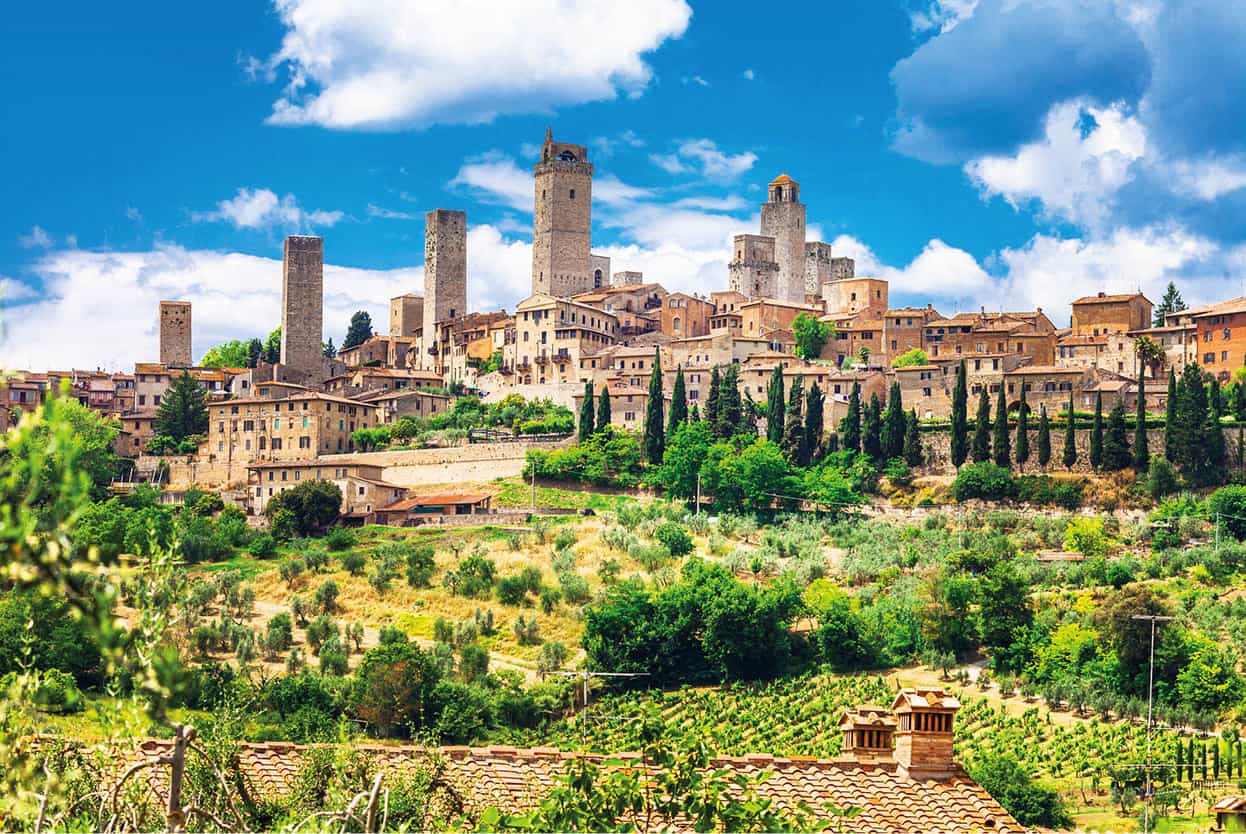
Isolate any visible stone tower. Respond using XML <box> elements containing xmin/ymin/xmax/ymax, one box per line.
<box><xmin>759</xmin><ymin>173</ymin><xmax>806</xmax><ymax>304</ymax></box>
<box><xmin>728</xmin><ymin>234</ymin><xmax>779</xmax><ymax>298</ymax></box>
<box><xmin>280</xmin><ymin>235</ymin><xmax>324</xmax><ymax>378</ymax></box>
<box><xmin>531</xmin><ymin>128</ymin><xmax>593</xmax><ymax>297</ymax></box>
<box><xmin>390</xmin><ymin>294</ymin><xmax>423</xmax><ymax>338</ymax></box>
<box><xmin>424</xmin><ymin>209</ymin><xmax>467</xmax><ymax>328</ymax></box>
<box><xmin>158</xmin><ymin>300</ymin><xmax>193</xmax><ymax>367</ymax></box>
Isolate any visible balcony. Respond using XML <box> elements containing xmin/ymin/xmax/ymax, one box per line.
<box><xmin>534</xmin><ymin>353</ymin><xmax>549</xmax><ymax>365</ymax></box>
<box><xmin>555</xmin><ymin>349</ymin><xmax>571</xmax><ymax>362</ymax></box>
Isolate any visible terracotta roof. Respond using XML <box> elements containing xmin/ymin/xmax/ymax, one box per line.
<box><xmin>769</xmin><ymin>173</ymin><xmax>795</xmax><ymax>185</ymax></box>
<box><xmin>1072</xmin><ymin>292</ymin><xmax>1149</xmax><ymax>305</ymax></box>
<box><xmin>379</xmin><ymin>493</ymin><xmax>492</xmax><ymax>511</ymax></box>
<box><xmin>209</xmin><ymin>391</ymin><xmax>376</xmax><ymax>409</ymax></box>
<box><xmin>83</xmin><ymin>740</ymin><xmax>1020</xmax><ymax>834</ymax></box>
<box><xmin>1057</xmin><ymin>334</ymin><xmax>1108</xmax><ymax>345</ymax></box>
<box><xmin>1213</xmin><ymin>795</ymin><xmax>1246</xmax><ymax>812</ymax></box>
<box><xmin>1005</xmin><ymin>365</ymin><xmax>1083</xmax><ymax>375</ymax></box>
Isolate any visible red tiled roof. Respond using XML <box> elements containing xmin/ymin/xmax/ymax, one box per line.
<box><xmin>1072</xmin><ymin>292</ymin><xmax>1148</xmax><ymax>305</ymax></box>
<box><xmin>379</xmin><ymin>493</ymin><xmax>492</xmax><ymax>511</ymax></box>
<box><xmin>79</xmin><ymin>740</ymin><xmax>1020</xmax><ymax>834</ymax></box>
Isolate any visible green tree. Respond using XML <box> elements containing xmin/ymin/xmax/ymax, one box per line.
<box><xmin>265</xmin><ymin>480</ymin><xmax>343</xmax><ymax>537</ymax></box>
<box><xmin>263</xmin><ymin>326</ymin><xmax>282</xmax><ymax>364</ymax></box>
<box><xmin>972</xmin><ymin>388</ymin><xmax>991</xmax><ymax>463</ymax></box>
<box><xmin>668</xmin><ymin>366</ymin><xmax>688</xmax><ymax>432</ymax></box>
<box><xmin>978</xmin><ymin>561</ymin><xmax>1034</xmax><ymax>675</ymax></box>
<box><xmin>1134</xmin><ymin>374</ymin><xmax>1150</xmax><ymax>471</ymax></box>
<box><xmin>1164</xmin><ymin>368</ymin><xmax>1177</xmax><ymax>461</ymax></box>
<box><xmin>1153</xmin><ymin>281</ymin><xmax>1185</xmax><ymax>327</ymax></box>
<box><xmin>764</xmin><ymin>365</ymin><xmax>785</xmax><ymax>444</ymax></box>
<box><xmin>705</xmin><ymin>367</ymin><xmax>721</xmax><ymax>428</ymax></box>
<box><xmin>1036</xmin><ymin>404</ymin><xmax>1051</xmax><ymax>470</ymax></box>
<box><xmin>971</xmin><ymin>755</ymin><xmax>1072</xmax><ymax>829</ymax></box>
<box><xmin>804</xmin><ymin>383</ymin><xmax>825</xmax><ymax>464</ymax></box>
<box><xmin>342</xmin><ymin>310</ymin><xmax>374</xmax><ymax>350</ymax></box>
<box><xmin>1089</xmin><ymin>392</ymin><xmax>1104</xmax><ymax>469</ymax></box>
<box><xmin>781</xmin><ymin>377</ymin><xmax>806</xmax><ymax>464</ymax></box>
<box><xmin>792</xmin><ymin>313</ymin><xmax>832</xmax><ymax>360</ymax></box>
<box><xmin>840</xmin><ymin>382</ymin><xmax>861</xmax><ymax>453</ymax></box>
<box><xmin>596</xmin><ymin>384</ymin><xmax>612</xmax><ymax>429</ymax></box>
<box><xmin>656</xmin><ymin>420</ymin><xmax>713</xmax><ymax>501</ymax></box>
<box><xmin>198</xmin><ymin>339</ymin><xmax>251</xmax><ymax>368</ymax></box>
<box><xmin>322</xmin><ymin>337</ymin><xmax>336</xmax><ymax>358</ymax></box>
<box><xmin>992</xmin><ymin>385</ymin><xmax>1010</xmax><ymax>467</ymax></box>
<box><xmin>1177</xmin><ymin>638</ymin><xmax>1245</xmax><ymax>715</ymax></box>
<box><xmin>951</xmin><ymin>360</ymin><xmax>969</xmax><ymax>468</ymax></box>
<box><xmin>1102</xmin><ymin>398</ymin><xmax>1131</xmax><ymax>471</ymax></box>
<box><xmin>4</xmin><ymin>395</ymin><xmax>118</xmax><ymax>501</ymax></box>
<box><xmin>350</xmin><ymin>641</ymin><xmax>442</xmax><ymax>737</ymax></box>
<box><xmin>154</xmin><ymin>371</ymin><xmax>209</xmax><ymax>442</ymax></box>
<box><xmin>1234</xmin><ymin>379</ymin><xmax>1246</xmax><ymax>422</ymax></box>
<box><xmin>881</xmin><ymin>381</ymin><xmax>905</xmax><ymax>461</ymax></box>
<box><xmin>862</xmin><ymin>393</ymin><xmax>883</xmax><ymax>462</ymax></box>
<box><xmin>891</xmin><ymin>348</ymin><xmax>929</xmax><ymax>368</ymax></box>
<box><xmin>246</xmin><ymin>337</ymin><xmax>264</xmax><ymax>368</ymax></box>
<box><xmin>643</xmin><ymin>349</ymin><xmax>665</xmax><ymax>465</ymax></box>
<box><xmin>903</xmin><ymin>409</ymin><xmax>923</xmax><ymax>468</ymax></box>
<box><xmin>1014</xmin><ymin>385</ymin><xmax>1030</xmax><ymax>469</ymax></box>
<box><xmin>1063</xmin><ymin>393</ymin><xmax>1078</xmax><ymax>469</ymax></box>
<box><xmin>578</xmin><ymin>381</ymin><xmax>595</xmax><ymax>442</ymax></box>
<box><xmin>715</xmin><ymin>364</ymin><xmax>743</xmax><ymax>439</ymax></box>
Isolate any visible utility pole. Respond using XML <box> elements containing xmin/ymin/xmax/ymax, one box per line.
<box><xmin>695</xmin><ymin>472</ymin><xmax>702</xmax><ymax>516</ymax></box>
<box><xmin>530</xmin><ymin>462</ymin><xmax>537</xmax><ymax>513</ymax></box>
<box><xmin>550</xmin><ymin>670</ymin><xmax>649</xmax><ymax>749</ymax></box>
<box><xmin>1132</xmin><ymin>613</ymin><xmax>1175</xmax><ymax>834</ymax></box>
<box><xmin>1216</xmin><ymin>512</ymin><xmax>1220</xmax><ymax>555</ymax></box>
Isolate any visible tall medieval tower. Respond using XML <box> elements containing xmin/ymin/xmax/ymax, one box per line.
<box><xmin>424</xmin><ymin>209</ymin><xmax>467</xmax><ymax>326</ymax></box>
<box><xmin>280</xmin><ymin>235</ymin><xmax>324</xmax><ymax>378</ymax></box>
<box><xmin>158</xmin><ymin>300</ymin><xmax>192</xmax><ymax>367</ymax></box>
<box><xmin>531</xmin><ymin>129</ymin><xmax>593</xmax><ymax>297</ymax></box>
<box><xmin>759</xmin><ymin>174</ymin><xmax>807</xmax><ymax>304</ymax></box>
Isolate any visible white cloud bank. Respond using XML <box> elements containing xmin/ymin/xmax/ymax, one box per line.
<box><xmin>193</xmin><ymin>187</ymin><xmax>344</xmax><ymax>230</ymax></box>
<box><xmin>257</xmin><ymin>0</ymin><xmax>692</xmax><ymax>129</ymax></box>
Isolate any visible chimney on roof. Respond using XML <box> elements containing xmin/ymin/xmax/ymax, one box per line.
<box><xmin>838</xmin><ymin>706</ymin><xmax>896</xmax><ymax>766</ymax></box>
<box><xmin>1098</xmin><ymin>291</ymin><xmax>1106</xmax><ymax>297</ymax></box>
<box><xmin>892</xmin><ymin>688</ymin><xmax>961</xmax><ymax>781</ymax></box>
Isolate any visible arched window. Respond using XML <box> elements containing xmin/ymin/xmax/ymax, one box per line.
<box><xmin>558</xmin><ymin>150</ymin><xmax>577</xmax><ymax>162</ymax></box>
<box><xmin>673</xmin><ymin>316</ymin><xmax>682</xmax><ymax>332</ymax></box>
<box><xmin>594</xmin><ymin>269</ymin><xmax>603</xmax><ymax>287</ymax></box>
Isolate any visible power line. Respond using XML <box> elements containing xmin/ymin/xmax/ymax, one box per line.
<box><xmin>549</xmin><ymin>670</ymin><xmax>649</xmax><ymax>750</ymax></box>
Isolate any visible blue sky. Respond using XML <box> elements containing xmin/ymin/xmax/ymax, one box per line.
<box><xmin>3</xmin><ymin>0</ymin><xmax>1246</xmax><ymax>369</ymax></box>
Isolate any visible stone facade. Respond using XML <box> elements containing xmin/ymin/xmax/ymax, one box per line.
<box><xmin>824</xmin><ymin>277</ymin><xmax>888</xmax><ymax>318</ymax></box>
<box><xmin>612</xmin><ymin>270</ymin><xmax>643</xmax><ymax>287</ymax></box>
<box><xmin>728</xmin><ymin>234</ymin><xmax>780</xmax><ymax>298</ymax></box>
<box><xmin>505</xmin><ymin>293</ymin><xmax>618</xmax><ymax>385</ymax></box>
<box><xmin>804</xmin><ymin>242</ymin><xmax>835</xmax><ymax>298</ymax></box>
<box><xmin>661</xmin><ymin>292</ymin><xmax>714</xmax><ymax>339</ymax></box>
<box><xmin>390</xmin><ymin>294</ymin><xmax>423</xmax><ymax>338</ymax></box>
<box><xmin>423</xmin><ymin>209</ymin><xmax>467</xmax><ymax>334</ymax></box>
<box><xmin>1071</xmin><ymin>292</ymin><xmax>1152</xmax><ymax>336</ymax></box>
<box><xmin>759</xmin><ymin>174</ymin><xmax>807</xmax><ymax>303</ymax></box>
<box><xmin>531</xmin><ymin>130</ymin><xmax>593</xmax><ymax>297</ymax></box>
<box><xmin>158</xmin><ymin>301</ymin><xmax>192</xmax><ymax>367</ymax></box>
<box><xmin>280</xmin><ymin>236</ymin><xmax>324</xmax><ymax>378</ymax></box>
<box><xmin>590</xmin><ymin>254</ymin><xmax>611</xmax><ymax>289</ymax></box>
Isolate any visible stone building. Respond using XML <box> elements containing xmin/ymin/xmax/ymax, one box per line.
<box><xmin>531</xmin><ymin>129</ymin><xmax>593</xmax><ymax>297</ymax></box>
<box><xmin>1185</xmin><ymin>298</ymin><xmax>1246</xmax><ymax>383</ymax></box>
<box><xmin>740</xmin><ymin>298</ymin><xmax>822</xmax><ymax>341</ymax></box>
<box><xmin>246</xmin><ymin>460</ymin><xmax>406</xmax><ymax>520</ymax></box>
<box><xmin>826</xmin><ymin>315</ymin><xmax>884</xmax><ymax>367</ymax></box>
<box><xmin>922</xmin><ymin>309</ymin><xmax>1056</xmax><ymax>365</ymax></box>
<box><xmin>338</xmin><ymin>335</ymin><xmax>394</xmax><ymax>368</ymax></box>
<box><xmin>355</xmin><ymin>388</ymin><xmax>451</xmax><ymax>424</ymax></box>
<box><xmin>823</xmin><ymin>276</ymin><xmax>888</xmax><ymax>318</ymax></box>
<box><xmin>1070</xmin><ymin>291</ymin><xmax>1152</xmax><ymax>336</ymax></box>
<box><xmin>423</xmin><ymin>209</ymin><xmax>467</xmax><ymax>343</ymax></box>
<box><xmin>612</xmin><ymin>270</ymin><xmax>643</xmax><ymax>287</ymax></box>
<box><xmin>661</xmin><ymin>292</ymin><xmax>714</xmax><ymax>339</ymax></box>
<box><xmin>280</xmin><ymin>235</ymin><xmax>324</xmax><ymax>378</ymax></box>
<box><xmin>882</xmin><ymin>305</ymin><xmax>942</xmax><ymax>363</ymax></box>
<box><xmin>759</xmin><ymin>174</ymin><xmax>807</xmax><ymax>303</ymax></box>
<box><xmin>728</xmin><ymin>234</ymin><xmax>780</xmax><ymax>298</ymax></box>
<box><xmin>158</xmin><ymin>301</ymin><xmax>192</xmax><ymax>367</ymax></box>
<box><xmin>590</xmin><ymin>254</ymin><xmax>611</xmax><ymax>290</ymax></box>
<box><xmin>504</xmin><ymin>293</ymin><xmax>618</xmax><ymax>385</ymax></box>
<box><xmin>389</xmin><ymin>294</ymin><xmax>423</xmax><ymax>338</ymax></box>
<box><xmin>803</xmin><ymin>242</ymin><xmax>835</xmax><ymax>299</ymax></box>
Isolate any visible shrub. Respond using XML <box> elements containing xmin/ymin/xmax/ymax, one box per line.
<box><xmin>631</xmin><ymin>543</ymin><xmax>672</xmax><ymax>572</ymax></box>
<box><xmin>458</xmin><ymin>644</ymin><xmax>490</xmax><ymax>684</ymax></box>
<box><xmin>1147</xmin><ymin>455</ymin><xmax>1181</xmax><ymax>500</ymax></box>
<box><xmin>304</xmin><ymin>549</ymin><xmax>329</xmax><ymax>573</ymax></box>
<box><xmin>537</xmin><ymin>642</ymin><xmax>568</xmax><ymax>675</ymax></box>
<box><xmin>1014</xmin><ymin>475</ymin><xmax>1083</xmax><ymax>509</ymax></box>
<box><xmin>319</xmin><ymin>645</ymin><xmax>349</xmax><ymax>676</ymax></box>
<box><xmin>266</xmin><ymin>613</ymin><xmax>294</xmax><ymax>653</ymax></box>
<box><xmin>341</xmin><ymin>551</ymin><xmax>367</xmax><ymax>576</ymax></box>
<box><xmin>553</xmin><ymin>527</ymin><xmax>577</xmax><ymax>552</ymax></box>
<box><xmin>324</xmin><ymin>526</ymin><xmax>358</xmax><ymax>551</ymax></box>
<box><xmin>558</xmin><ymin>571</ymin><xmax>591</xmax><ymax>604</ymax></box>
<box><xmin>314</xmin><ymin>579</ymin><xmax>340</xmax><ymax>614</ymax></box>
<box><xmin>496</xmin><ymin>575</ymin><xmax>532</xmax><ymax>606</ymax></box>
<box><xmin>279</xmin><ymin>559</ymin><xmax>305</xmax><ymax>587</ymax></box>
<box><xmin>653</xmin><ymin>522</ymin><xmax>694</xmax><ymax>557</ymax></box>
<box><xmin>455</xmin><ymin>556</ymin><xmax>496</xmax><ymax>599</ymax></box>
<box><xmin>378</xmin><ymin>625</ymin><xmax>407</xmax><ymax>645</ymax></box>
<box><xmin>29</xmin><ymin>669</ymin><xmax>84</xmax><ymax>714</ymax></box>
<box><xmin>250</xmin><ymin>534</ymin><xmax>277</xmax><ymax>558</ymax></box>
<box><xmin>513</xmin><ymin>614</ymin><xmax>541</xmax><ymax>645</ymax></box>
<box><xmin>400</xmin><ymin>544</ymin><xmax>436</xmax><ymax>588</ymax></box>
<box><xmin>970</xmin><ymin>755</ymin><xmax>1071</xmax><ymax>829</ymax></box>
<box><xmin>368</xmin><ymin>565</ymin><xmax>394</xmax><ymax>594</ymax></box>
<box><xmin>1207</xmin><ymin>485</ymin><xmax>1246</xmax><ymax>539</ymax></box>
<box><xmin>1064</xmin><ymin>517</ymin><xmax>1112</xmax><ymax>557</ymax></box>
<box><xmin>539</xmin><ymin>586</ymin><xmax>561</xmax><ymax>613</ymax></box>
<box><xmin>305</xmin><ymin>615</ymin><xmax>338</xmax><ymax>654</ymax></box>
<box><xmin>952</xmin><ymin>462</ymin><xmax>1015</xmax><ymax>502</ymax></box>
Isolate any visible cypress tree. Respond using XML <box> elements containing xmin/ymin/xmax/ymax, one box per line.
<box><xmin>863</xmin><ymin>393</ymin><xmax>883</xmax><ymax>462</ymax></box>
<box><xmin>882</xmin><ymin>381</ymin><xmax>905</xmax><ymax>461</ymax></box>
<box><xmin>716</xmin><ymin>364</ymin><xmax>743</xmax><ymax>439</ymax></box>
<box><xmin>1176</xmin><ymin>739</ymin><xmax>1184</xmax><ymax>784</ymax></box>
<box><xmin>578</xmin><ymin>381</ymin><xmax>595</xmax><ymax>441</ymax></box>
<box><xmin>804</xmin><ymin>383</ymin><xmax>825</xmax><ymax>464</ymax></box>
<box><xmin>1089</xmin><ymin>391</ymin><xmax>1104</xmax><ymax>469</ymax></box>
<box><xmin>668</xmin><ymin>366</ymin><xmax>688</xmax><ymax>432</ymax></box>
<box><xmin>950</xmin><ymin>360</ymin><xmax>969</xmax><ymax>468</ymax></box>
<box><xmin>705</xmin><ymin>367</ymin><xmax>721</xmax><ymax>428</ymax></box>
<box><xmin>1102</xmin><ymin>398</ymin><xmax>1131</xmax><ymax>471</ymax></box>
<box><xmin>596</xmin><ymin>384</ymin><xmax>611</xmax><ymax>429</ymax></box>
<box><xmin>1234</xmin><ymin>380</ymin><xmax>1246</xmax><ymax>422</ymax></box>
<box><xmin>782</xmin><ymin>376</ymin><xmax>806</xmax><ymax>464</ymax></box>
<box><xmin>1164</xmin><ymin>368</ymin><xmax>1177</xmax><ymax>461</ymax></box>
<box><xmin>903</xmin><ymin>408</ymin><xmax>923</xmax><ymax>468</ymax></box>
<box><xmin>738</xmin><ymin>389</ymin><xmax>759</xmax><ymax>439</ymax></box>
<box><xmin>1210</xmin><ymin>378</ymin><xmax>1224</xmax><ymax>419</ymax></box>
<box><xmin>972</xmin><ymin>388</ymin><xmax>991</xmax><ymax>463</ymax></box>
<box><xmin>765</xmin><ymin>365</ymin><xmax>785</xmax><ymax>444</ymax></box>
<box><xmin>1133</xmin><ymin>374</ymin><xmax>1149</xmax><ymax>471</ymax></box>
<box><xmin>689</xmin><ymin>403</ymin><xmax>700</xmax><ymax>423</ymax></box>
<box><xmin>1204</xmin><ymin>407</ymin><xmax>1226</xmax><ymax>486</ymax></box>
<box><xmin>643</xmin><ymin>349</ymin><xmax>665</xmax><ymax>465</ymax></box>
<box><xmin>1036</xmin><ymin>404</ymin><xmax>1051</xmax><ymax>470</ymax></box>
<box><xmin>1015</xmin><ymin>384</ymin><xmax>1030</xmax><ymax>469</ymax></box>
<box><xmin>992</xmin><ymin>384</ymin><xmax>1010</xmax><ymax>467</ymax></box>
<box><xmin>1063</xmin><ymin>392</ymin><xmax>1078</xmax><ymax>469</ymax></box>
<box><xmin>841</xmin><ymin>382</ymin><xmax>862</xmax><ymax>452</ymax></box>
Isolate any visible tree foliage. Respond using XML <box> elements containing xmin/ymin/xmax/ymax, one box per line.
<box><xmin>791</xmin><ymin>313</ymin><xmax>832</xmax><ymax>360</ymax></box>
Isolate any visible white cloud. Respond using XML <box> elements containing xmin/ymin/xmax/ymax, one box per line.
<box><xmin>594</xmin><ymin>175</ymin><xmax>654</xmax><ymax>207</ymax></box>
<box><xmin>965</xmin><ymin>100</ymin><xmax>1147</xmax><ymax>229</ymax></box>
<box><xmin>1168</xmin><ymin>155</ymin><xmax>1246</xmax><ymax>201</ymax></box>
<box><xmin>367</xmin><ymin>204</ymin><xmax>419</xmax><ymax>221</ymax></box>
<box><xmin>193</xmin><ymin>188</ymin><xmax>344</xmax><ymax>230</ymax></box>
<box><xmin>681</xmin><ymin>75</ymin><xmax>709</xmax><ymax>87</ymax></box>
<box><xmin>831</xmin><ymin>235</ymin><xmax>991</xmax><ymax>302</ymax></box>
<box><xmin>18</xmin><ymin>226</ymin><xmax>53</xmax><ymax>249</ymax></box>
<box><xmin>0</xmin><ymin>278</ymin><xmax>38</xmax><ymax>303</ymax></box>
<box><xmin>125</xmin><ymin>206</ymin><xmax>143</xmax><ymax>223</ymax></box>
<box><xmin>910</xmin><ymin>0</ymin><xmax>979</xmax><ymax>33</ymax></box>
<box><xmin>592</xmin><ymin>130</ymin><xmax>645</xmax><ymax>157</ymax></box>
<box><xmin>741</xmin><ymin>68</ymin><xmax>755</xmax><ymax>81</ymax></box>
<box><xmin>650</xmin><ymin>139</ymin><xmax>758</xmax><ymax>182</ymax></box>
<box><xmin>450</xmin><ymin>155</ymin><xmax>532</xmax><ymax>212</ymax></box>
<box><xmin>259</xmin><ymin>0</ymin><xmax>691</xmax><ymax>130</ymax></box>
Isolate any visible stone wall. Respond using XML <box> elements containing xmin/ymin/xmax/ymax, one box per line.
<box><xmin>531</xmin><ymin>144</ymin><xmax>593</xmax><ymax>297</ymax></box>
<box><xmin>917</xmin><ymin>426</ymin><xmax>1246</xmax><ymax>475</ymax></box>
<box><xmin>424</xmin><ymin>209</ymin><xmax>467</xmax><ymax>327</ymax></box>
<box><xmin>759</xmin><ymin>195</ymin><xmax>806</xmax><ymax>304</ymax></box>
<box><xmin>280</xmin><ymin>236</ymin><xmax>324</xmax><ymax>377</ymax></box>
<box><xmin>158</xmin><ymin>301</ymin><xmax>192</xmax><ymax>367</ymax></box>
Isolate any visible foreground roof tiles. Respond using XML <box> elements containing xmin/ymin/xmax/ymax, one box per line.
<box><xmin>95</xmin><ymin>740</ymin><xmax>1023</xmax><ymax>834</ymax></box>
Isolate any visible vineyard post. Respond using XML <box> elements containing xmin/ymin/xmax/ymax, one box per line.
<box><xmin>550</xmin><ymin>670</ymin><xmax>650</xmax><ymax>750</ymax></box>
<box><xmin>1132</xmin><ymin>613</ymin><xmax>1174</xmax><ymax>834</ymax></box>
